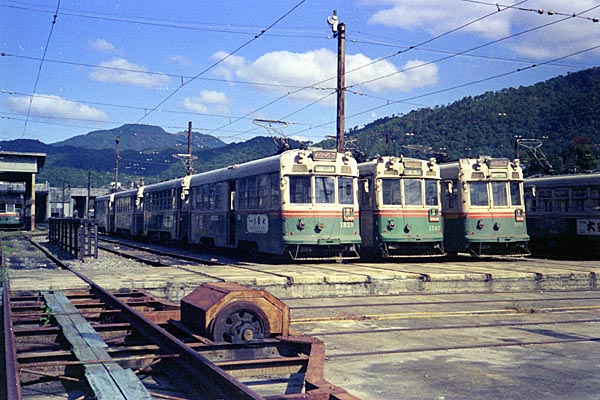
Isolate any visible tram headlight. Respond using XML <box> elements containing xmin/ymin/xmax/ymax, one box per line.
<box><xmin>316</xmin><ymin>222</ymin><xmax>325</xmax><ymax>231</ymax></box>
<box><xmin>297</xmin><ymin>150</ymin><xmax>307</xmax><ymax>164</ymax></box>
<box><xmin>387</xmin><ymin>220</ymin><xmax>395</xmax><ymax>230</ymax></box>
<box><xmin>477</xmin><ymin>219</ymin><xmax>485</xmax><ymax>230</ymax></box>
<box><xmin>343</xmin><ymin>151</ymin><xmax>352</xmax><ymax>165</ymax></box>
<box><xmin>297</xmin><ymin>219</ymin><xmax>305</xmax><ymax>230</ymax></box>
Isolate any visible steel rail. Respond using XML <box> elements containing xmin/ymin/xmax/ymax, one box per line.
<box><xmin>27</xmin><ymin>236</ymin><xmax>263</xmax><ymax>399</ymax></box>
<box><xmin>289</xmin><ymin>295</ymin><xmax>600</xmax><ymax>310</ymax></box>
<box><xmin>3</xmin><ymin>274</ymin><xmax>21</xmax><ymax>400</ymax></box>
<box><xmin>297</xmin><ymin>317</ymin><xmax>600</xmax><ymax>337</ymax></box>
<box><xmin>326</xmin><ymin>336</ymin><xmax>600</xmax><ymax>359</ymax></box>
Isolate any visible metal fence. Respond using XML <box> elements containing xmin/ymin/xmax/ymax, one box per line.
<box><xmin>48</xmin><ymin>218</ymin><xmax>98</xmax><ymax>260</ymax></box>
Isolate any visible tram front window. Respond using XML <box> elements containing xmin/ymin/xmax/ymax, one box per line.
<box><xmin>338</xmin><ymin>177</ymin><xmax>354</xmax><ymax>205</ymax></box>
<box><xmin>510</xmin><ymin>182</ymin><xmax>522</xmax><ymax>206</ymax></box>
<box><xmin>404</xmin><ymin>179</ymin><xmax>423</xmax><ymax>206</ymax></box>
<box><xmin>425</xmin><ymin>180</ymin><xmax>438</xmax><ymax>206</ymax></box>
<box><xmin>382</xmin><ymin>179</ymin><xmax>401</xmax><ymax>205</ymax></box>
<box><xmin>315</xmin><ymin>176</ymin><xmax>335</xmax><ymax>204</ymax></box>
<box><xmin>469</xmin><ymin>181</ymin><xmax>489</xmax><ymax>206</ymax></box>
<box><xmin>289</xmin><ymin>176</ymin><xmax>311</xmax><ymax>204</ymax></box>
<box><xmin>491</xmin><ymin>181</ymin><xmax>508</xmax><ymax>207</ymax></box>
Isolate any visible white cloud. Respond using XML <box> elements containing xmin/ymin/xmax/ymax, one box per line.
<box><xmin>212</xmin><ymin>48</ymin><xmax>438</xmax><ymax>104</ymax></box>
<box><xmin>89</xmin><ymin>58</ymin><xmax>170</xmax><ymax>88</ymax></box>
<box><xmin>367</xmin><ymin>0</ymin><xmax>512</xmax><ymax>39</ymax></box>
<box><xmin>7</xmin><ymin>94</ymin><xmax>108</xmax><ymax>121</ymax></box>
<box><xmin>182</xmin><ymin>90</ymin><xmax>230</xmax><ymax>114</ymax></box>
<box><xmin>508</xmin><ymin>0</ymin><xmax>600</xmax><ymax>59</ymax></box>
<box><xmin>169</xmin><ymin>55</ymin><xmax>191</xmax><ymax>66</ymax></box>
<box><xmin>89</xmin><ymin>39</ymin><xmax>121</xmax><ymax>54</ymax></box>
<box><xmin>366</xmin><ymin>0</ymin><xmax>600</xmax><ymax>60</ymax></box>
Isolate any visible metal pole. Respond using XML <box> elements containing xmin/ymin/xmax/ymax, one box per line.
<box><xmin>115</xmin><ymin>136</ymin><xmax>120</xmax><ymax>192</ymax></box>
<box><xmin>187</xmin><ymin>121</ymin><xmax>194</xmax><ymax>175</ymax></box>
<box><xmin>336</xmin><ymin>22</ymin><xmax>346</xmax><ymax>153</ymax></box>
<box><xmin>85</xmin><ymin>171</ymin><xmax>90</xmax><ymax>219</ymax></box>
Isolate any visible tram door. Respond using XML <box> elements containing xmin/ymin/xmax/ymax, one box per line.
<box><xmin>228</xmin><ymin>180</ymin><xmax>236</xmax><ymax>245</ymax></box>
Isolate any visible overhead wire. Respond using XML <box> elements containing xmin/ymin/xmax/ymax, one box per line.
<box><xmin>209</xmin><ymin>0</ymin><xmax>528</xmax><ymax>141</ymax></box>
<box><xmin>276</xmin><ymin>1</ymin><xmax>600</xmax><ymax>140</ymax></box>
<box><xmin>4</xmin><ymin>0</ymin><xmax>600</xmax><ymax>145</ymax></box>
<box><xmin>21</xmin><ymin>0</ymin><xmax>60</xmax><ymax>137</ymax></box>
<box><xmin>289</xmin><ymin>44</ymin><xmax>600</xmax><ymax>137</ymax></box>
<box><xmin>458</xmin><ymin>0</ymin><xmax>600</xmax><ymax>23</ymax></box>
<box><xmin>347</xmin><ymin>4</ymin><xmax>600</xmax><ymax>90</ymax></box>
<box><xmin>0</xmin><ymin>1</ymin><xmax>326</xmax><ymax>38</ymax></box>
<box><xmin>131</xmin><ymin>0</ymin><xmax>307</xmax><ymax>125</ymax></box>
<box><xmin>1</xmin><ymin>53</ymin><xmax>332</xmax><ymax>91</ymax></box>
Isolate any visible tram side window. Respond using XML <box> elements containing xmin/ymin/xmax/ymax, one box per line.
<box><xmin>404</xmin><ymin>179</ymin><xmax>423</xmax><ymax>206</ymax></box>
<box><xmin>359</xmin><ymin>178</ymin><xmax>373</xmax><ymax>210</ymax></box>
<box><xmin>572</xmin><ymin>188</ymin><xmax>586</xmax><ymax>212</ymax></box>
<box><xmin>315</xmin><ymin>176</ymin><xmax>335</xmax><ymax>204</ymax></box>
<box><xmin>289</xmin><ymin>176</ymin><xmax>311</xmax><ymax>204</ymax></box>
<box><xmin>237</xmin><ymin>179</ymin><xmax>247</xmax><ymax>209</ymax></box>
<box><xmin>469</xmin><ymin>182</ymin><xmax>489</xmax><ymax>206</ymax></box>
<box><xmin>491</xmin><ymin>181</ymin><xmax>508</xmax><ymax>207</ymax></box>
<box><xmin>338</xmin><ymin>177</ymin><xmax>354</xmax><ymax>205</ymax></box>
<box><xmin>425</xmin><ymin>179</ymin><xmax>438</xmax><ymax>206</ymax></box>
<box><xmin>443</xmin><ymin>181</ymin><xmax>458</xmax><ymax>209</ymax></box>
<box><xmin>553</xmin><ymin>189</ymin><xmax>569</xmax><ymax>213</ymax></box>
<box><xmin>382</xmin><ymin>179</ymin><xmax>401</xmax><ymax>206</ymax></box>
<box><xmin>257</xmin><ymin>175</ymin><xmax>269</xmax><ymax>209</ymax></box>
<box><xmin>510</xmin><ymin>182</ymin><xmax>522</xmax><ymax>206</ymax></box>
<box><xmin>270</xmin><ymin>174</ymin><xmax>280</xmax><ymax>207</ymax></box>
<box><xmin>0</xmin><ymin>203</ymin><xmax>5</xmax><ymax>212</ymax></box>
<box><xmin>589</xmin><ymin>187</ymin><xmax>600</xmax><ymax>212</ymax></box>
<box><xmin>208</xmin><ymin>184</ymin><xmax>219</xmax><ymax>210</ymax></box>
<box><xmin>247</xmin><ymin>177</ymin><xmax>257</xmax><ymax>209</ymax></box>
<box><xmin>538</xmin><ymin>189</ymin><xmax>552</xmax><ymax>212</ymax></box>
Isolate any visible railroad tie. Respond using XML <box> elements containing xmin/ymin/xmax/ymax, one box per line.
<box><xmin>42</xmin><ymin>291</ymin><xmax>151</xmax><ymax>400</ymax></box>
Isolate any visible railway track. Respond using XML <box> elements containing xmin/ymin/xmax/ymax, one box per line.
<box><xmin>1</xmin><ymin>233</ymin><xmax>359</xmax><ymax>400</ymax></box>
<box><xmin>285</xmin><ymin>291</ymin><xmax>600</xmax><ymax>357</ymax></box>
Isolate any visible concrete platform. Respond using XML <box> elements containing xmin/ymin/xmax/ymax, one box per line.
<box><xmin>7</xmin><ymin>246</ymin><xmax>599</xmax><ymax>301</ymax></box>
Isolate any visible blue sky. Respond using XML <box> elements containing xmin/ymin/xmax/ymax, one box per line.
<box><xmin>1</xmin><ymin>0</ymin><xmax>599</xmax><ymax>145</ymax></box>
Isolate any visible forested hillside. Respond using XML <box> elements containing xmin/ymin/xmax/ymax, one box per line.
<box><xmin>0</xmin><ymin>136</ymin><xmax>300</xmax><ymax>187</ymax></box>
<box><xmin>343</xmin><ymin>68</ymin><xmax>600</xmax><ymax>175</ymax></box>
<box><xmin>3</xmin><ymin>68</ymin><xmax>599</xmax><ymax>186</ymax></box>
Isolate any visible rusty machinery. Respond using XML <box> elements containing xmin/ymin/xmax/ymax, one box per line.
<box><xmin>181</xmin><ymin>282</ymin><xmax>290</xmax><ymax>343</ymax></box>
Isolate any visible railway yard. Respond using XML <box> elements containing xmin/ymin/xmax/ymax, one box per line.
<box><xmin>2</xmin><ymin>229</ymin><xmax>600</xmax><ymax>400</ymax></box>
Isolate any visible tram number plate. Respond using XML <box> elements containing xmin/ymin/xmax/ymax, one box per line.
<box><xmin>247</xmin><ymin>214</ymin><xmax>269</xmax><ymax>233</ymax></box>
<box><xmin>576</xmin><ymin>218</ymin><xmax>600</xmax><ymax>236</ymax></box>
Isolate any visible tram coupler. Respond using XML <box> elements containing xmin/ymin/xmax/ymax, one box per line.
<box><xmin>180</xmin><ymin>282</ymin><xmax>290</xmax><ymax>343</ymax></box>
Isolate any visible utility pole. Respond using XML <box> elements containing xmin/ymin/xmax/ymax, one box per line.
<box><xmin>187</xmin><ymin>121</ymin><xmax>194</xmax><ymax>175</ymax></box>
<box><xmin>328</xmin><ymin>10</ymin><xmax>346</xmax><ymax>153</ymax></box>
<box><xmin>86</xmin><ymin>171</ymin><xmax>90</xmax><ymax>218</ymax></box>
<box><xmin>175</xmin><ymin>121</ymin><xmax>197</xmax><ymax>175</ymax></box>
<box><xmin>114</xmin><ymin>136</ymin><xmax>120</xmax><ymax>192</ymax></box>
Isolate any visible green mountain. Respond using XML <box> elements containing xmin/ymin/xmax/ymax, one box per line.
<box><xmin>0</xmin><ymin>134</ymin><xmax>301</xmax><ymax>188</ymax></box>
<box><xmin>3</xmin><ymin>68</ymin><xmax>600</xmax><ymax>187</ymax></box>
<box><xmin>341</xmin><ymin>67</ymin><xmax>600</xmax><ymax>175</ymax></box>
<box><xmin>53</xmin><ymin>123</ymin><xmax>226</xmax><ymax>151</ymax></box>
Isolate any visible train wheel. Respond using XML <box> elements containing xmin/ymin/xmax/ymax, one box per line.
<box><xmin>210</xmin><ymin>301</ymin><xmax>271</xmax><ymax>343</ymax></box>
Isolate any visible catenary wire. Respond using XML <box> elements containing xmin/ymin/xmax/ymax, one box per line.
<box><xmin>21</xmin><ymin>0</ymin><xmax>60</xmax><ymax>137</ymax></box>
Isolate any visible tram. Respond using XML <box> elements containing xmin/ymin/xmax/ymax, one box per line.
<box><xmin>524</xmin><ymin>173</ymin><xmax>600</xmax><ymax>258</ymax></box>
<box><xmin>358</xmin><ymin>156</ymin><xmax>444</xmax><ymax>258</ymax></box>
<box><xmin>440</xmin><ymin>156</ymin><xmax>529</xmax><ymax>256</ymax></box>
<box><xmin>0</xmin><ymin>192</ymin><xmax>24</xmax><ymax>229</ymax></box>
<box><xmin>185</xmin><ymin>148</ymin><xmax>360</xmax><ymax>260</ymax></box>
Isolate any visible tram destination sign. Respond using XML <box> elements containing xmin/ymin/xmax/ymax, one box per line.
<box><xmin>487</xmin><ymin>159</ymin><xmax>509</xmax><ymax>168</ymax></box>
<box><xmin>312</xmin><ymin>151</ymin><xmax>337</xmax><ymax>161</ymax></box>
<box><xmin>577</xmin><ymin>219</ymin><xmax>600</xmax><ymax>236</ymax></box>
